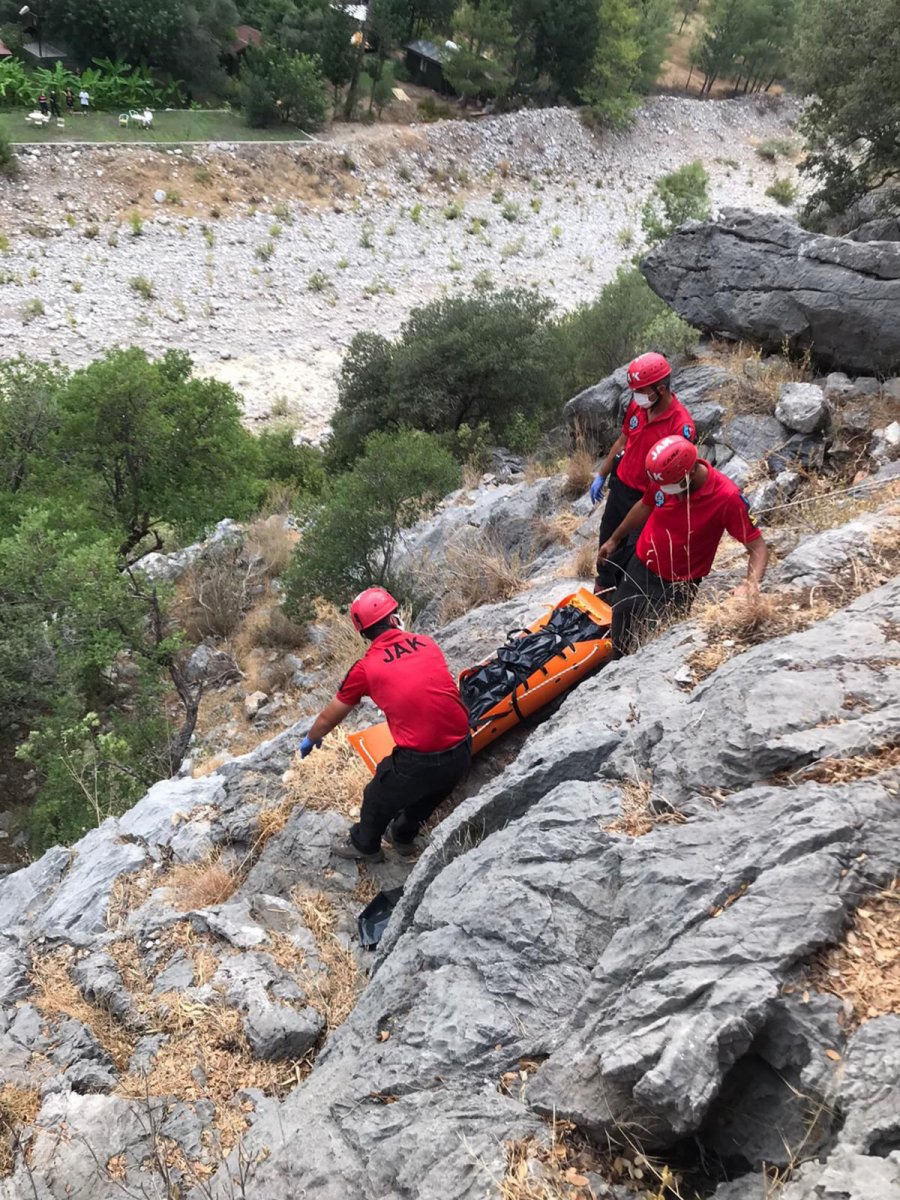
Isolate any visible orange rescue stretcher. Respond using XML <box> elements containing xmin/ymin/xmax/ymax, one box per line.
<box><xmin>349</xmin><ymin>588</ymin><xmax>613</xmax><ymax>775</ymax></box>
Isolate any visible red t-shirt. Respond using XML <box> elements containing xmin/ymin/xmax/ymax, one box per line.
<box><xmin>337</xmin><ymin>629</ymin><xmax>470</xmax><ymax>752</ymax></box>
<box><xmin>616</xmin><ymin>394</ymin><xmax>697</xmax><ymax>490</ymax></box>
<box><xmin>636</xmin><ymin>462</ymin><xmax>762</xmax><ymax>582</ymax></box>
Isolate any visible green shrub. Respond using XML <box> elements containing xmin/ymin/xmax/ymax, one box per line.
<box><xmin>240</xmin><ymin>46</ymin><xmax>328</xmax><ymax>131</ymax></box>
<box><xmin>255</xmin><ymin>240</ymin><xmax>275</xmax><ymax>261</ymax></box>
<box><xmin>129</xmin><ymin>275</ymin><xmax>155</xmax><ymax>300</ymax></box>
<box><xmin>417</xmin><ymin>96</ymin><xmax>452</xmax><ymax>122</ymax></box>
<box><xmin>257</xmin><ymin>427</ymin><xmax>326</xmax><ymax>496</ymax></box>
<box><xmin>766</xmin><ymin>177</ymin><xmax>798</xmax><ymax>206</ymax></box>
<box><xmin>756</xmin><ymin>138</ymin><xmax>796</xmax><ymax>161</ymax></box>
<box><xmin>561</xmin><ymin>266</ymin><xmax>698</xmax><ymax>395</ymax></box>
<box><xmin>283</xmin><ymin>430</ymin><xmax>460</xmax><ymax>616</ymax></box>
<box><xmin>129</xmin><ymin>212</ymin><xmax>144</xmax><ymax>238</ymax></box>
<box><xmin>328</xmin><ymin>289</ymin><xmax>567</xmax><ymax>467</ymax></box>
<box><xmin>21</xmin><ymin>298</ymin><xmax>44</xmax><ymax>323</ymax></box>
<box><xmin>642</xmin><ymin>160</ymin><xmax>711</xmax><ymax>246</ymax></box>
<box><xmin>308</xmin><ymin>270</ymin><xmax>331</xmax><ymax>291</ymax></box>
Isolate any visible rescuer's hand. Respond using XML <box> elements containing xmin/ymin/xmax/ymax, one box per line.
<box><xmin>589</xmin><ymin>474</ymin><xmax>605</xmax><ymax>504</ymax></box>
<box><xmin>299</xmin><ymin>735</ymin><xmax>322</xmax><ymax>759</ymax></box>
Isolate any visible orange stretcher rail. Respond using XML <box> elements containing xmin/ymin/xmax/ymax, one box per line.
<box><xmin>348</xmin><ymin>588</ymin><xmax>613</xmax><ymax>775</ymax></box>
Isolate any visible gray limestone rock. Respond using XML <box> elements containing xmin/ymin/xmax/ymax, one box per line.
<box><xmin>641</xmin><ymin>209</ymin><xmax>900</xmax><ymax>374</ymax></box>
<box><xmin>777</xmin><ymin>510</ymin><xmax>900</xmax><ymax>587</ymax></box>
<box><xmin>775</xmin><ymin>382</ymin><xmax>830</xmax><ymax>434</ymax></box>
<box><xmin>832</xmin><ymin>1015</ymin><xmax>900</xmax><ymax>1157</ymax></box>
<box><xmin>723</xmin><ymin>413</ymin><xmax>791</xmax><ymax>463</ymax></box>
<box><xmin>152</xmin><ymin>949</ymin><xmax>196</xmax><ymax>993</ymax></box>
<box><xmin>185</xmin><ymin>644</ymin><xmax>241</xmax><ymax>686</ymax></box>
<box><xmin>71</xmin><ymin>950</ymin><xmax>139</xmax><ymax>1026</ymax></box>
<box><xmin>213</xmin><ymin>951</ymin><xmax>323</xmax><ymax>1060</ymax></box>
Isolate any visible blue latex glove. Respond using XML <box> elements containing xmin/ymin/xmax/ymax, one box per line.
<box><xmin>589</xmin><ymin>474</ymin><xmax>605</xmax><ymax>504</ymax></box>
<box><xmin>299</xmin><ymin>735</ymin><xmax>322</xmax><ymax>759</ymax></box>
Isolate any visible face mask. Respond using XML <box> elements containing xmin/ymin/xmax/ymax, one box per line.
<box><xmin>394</xmin><ymin>614</ymin><xmax>405</xmax><ymax>630</ymax></box>
<box><xmin>632</xmin><ymin>392</ymin><xmax>656</xmax><ymax>409</ymax></box>
<box><xmin>660</xmin><ymin>478</ymin><xmax>690</xmax><ymax>495</ymax></box>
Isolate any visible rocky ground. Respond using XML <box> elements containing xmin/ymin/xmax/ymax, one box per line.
<box><xmin>1</xmin><ymin>332</ymin><xmax>898</xmax><ymax>1198</ymax></box>
<box><xmin>0</xmin><ymin>98</ymin><xmax>801</xmax><ymax>437</ymax></box>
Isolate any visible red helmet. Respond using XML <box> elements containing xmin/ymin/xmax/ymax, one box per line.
<box><xmin>350</xmin><ymin>586</ymin><xmax>399</xmax><ymax>632</ymax></box>
<box><xmin>646</xmin><ymin>435</ymin><xmax>698</xmax><ymax>485</ymax></box>
<box><xmin>627</xmin><ymin>352</ymin><xmax>672</xmax><ymax>390</ymax></box>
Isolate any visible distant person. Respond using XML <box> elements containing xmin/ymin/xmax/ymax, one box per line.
<box><xmin>300</xmin><ymin>587</ymin><xmax>472</xmax><ymax>862</ymax></box>
<box><xmin>78</xmin><ymin>88</ymin><xmax>90</xmax><ymax>115</ymax></box>
<box><xmin>38</xmin><ymin>92</ymin><xmax>49</xmax><ymax>118</ymax></box>
<box><xmin>598</xmin><ymin>435</ymin><xmax>769</xmax><ymax>658</ymax></box>
<box><xmin>589</xmin><ymin>352</ymin><xmax>697</xmax><ymax>596</ymax></box>
<box><xmin>65</xmin><ymin>87</ymin><xmax>75</xmax><ymax>115</ymax></box>
<box><xmin>49</xmin><ymin>90</ymin><xmax>61</xmax><ymax>119</ymax></box>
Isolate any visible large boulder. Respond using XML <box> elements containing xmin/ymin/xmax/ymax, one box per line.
<box><xmin>641</xmin><ymin>209</ymin><xmax>900</xmax><ymax>374</ymax></box>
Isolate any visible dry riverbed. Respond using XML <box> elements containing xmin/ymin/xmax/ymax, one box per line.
<box><xmin>0</xmin><ymin>97</ymin><xmax>801</xmax><ymax>439</ymax></box>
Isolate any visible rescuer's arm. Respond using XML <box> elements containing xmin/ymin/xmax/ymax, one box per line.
<box><xmin>597</xmin><ymin>498</ymin><xmax>651</xmax><ymax>564</ymax></box>
<box><xmin>733</xmin><ymin>536</ymin><xmax>769</xmax><ymax>597</ymax></box>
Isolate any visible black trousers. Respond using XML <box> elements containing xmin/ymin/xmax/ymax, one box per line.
<box><xmin>610</xmin><ymin>553</ymin><xmax>701</xmax><ymax>658</ymax></box>
<box><xmin>594</xmin><ymin>473</ymin><xmax>645</xmax><ymax>593</ymax></box>
<box><xmin>351</xmin><ymin>737</ymin><xmax>472</xmax><ymax>854</ymax></box>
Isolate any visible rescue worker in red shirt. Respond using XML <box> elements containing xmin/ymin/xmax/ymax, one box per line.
<box><xmin>300</xmin><ymin>586</ymin><xmax>472</xmax><ymax>862</ymax></box>
<box><xmin>598</xmin><ymin>435</ymin><xmax>769</xmax><ymax>658</ymax></box>
<box><xmin>591</xmin><ymin>352</ymin><xmax>697</xmax><ymax>596</ymax></box>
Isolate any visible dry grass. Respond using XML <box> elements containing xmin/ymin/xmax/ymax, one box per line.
<box><xmin>107</xmin><ymin>864</ymin><xmax>160</xmax><ymax>930</ymax></box>
<box><xmin>118</xmin><ymin>993</ymin><xmax>306</xmax><ymax>1112</ymax></box>
<box><xmin>291</xmin><ymin>889</ymin><xmax>362</xmax><ymax>1031</ymax></box>
<box><xmin>437</xmin><ymin>532</ymin><xmax>530</xmax><ymax>624</ymax></box>
<box><xmin>801</xmin><ymin>880</ymin><xmax>900</xmax><ymax>1028</ymax></box>
<box><xmin>282</xmin><ymin>727</ymin><xmax>367</xmax><ymax>820</ymax></box>
<box><xmin>245</xmin><ymin>515</ymin><xmax>299</xmax><ymax>578</ymax></box>
<box><xmin>497</xmin><ymin>1120</ymin><xmax>686</xmax><ymax>1200</ymax></box>
<box><xmin>159</xmin><ymin>853</ymin><xmax>243</xmax><ymax>911</ymax></box>
<box><xmin>462</xmin><ymin>460</ymin><xmax>485</xmax><ymax>491</ymax></box>
<box><xmin>689</xmin><ymin>589</ymin><xmax>835</xmax><ymax>682</ymax></box>
<box><xmin>774</xmin><ymin>743</ymin><xmax>900</xmax><ymax>788</ymax></box>
<box><xmin>532</xmin><ymin>511</ymin><xmax>583</xmax><ymax>553</ymax></box>
<box><xmin>764</xmin><ymin>478</ymin><xmax>900</xmax><ymax>535</ymax></box>
<box><xmin>0</xmin><ymin>1084</ymin><xmax>41</xmax><ymax>1176</ymax></box>
<box><xmin>30</xmin><ymin>946</ymin><xmax>136</xmax><ymax>1069</ymax></box>
<box><xmin>565</xmin><ymin>540</ymin><xmax>598</xmax><ymax>581</ymax></box>
<box><xmin>182</xmin><ymin>552</ymin><xmax>262</xmax><ymax>641</ymax></box>
<box><xmin>563</xmin><ymin>444</ymin><xmax>596</xmax><ymax>501</ymax></box>
<box><xmin>605</xmin><ymin>778</ymin><xmax>686</xmax><ymax>838</ymax></box>
<box><xmin>311</xmin><ymin>600</ymin><xmax>367</xmax><ymax>694</ymax></box>
<box><xmin>699</xmin><ymin>340</ymin><xmax>813</xmax><ymax>415</ymax></box>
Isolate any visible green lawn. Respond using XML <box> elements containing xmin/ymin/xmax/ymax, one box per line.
<box><xmin>3</xmin><ymin>108</ymin><xmax>313</xmax><ymax>145</ymax></box>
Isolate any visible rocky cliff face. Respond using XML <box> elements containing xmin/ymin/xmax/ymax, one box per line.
<box><xmin>1</xmin><ymin>484</ymin><xmax>898</xmax><ymax>1198</ymax></box>
<box><xmin>640</xmin><ymin>209</ymin><xmax>900</xmax><ymax>375</ymax></box>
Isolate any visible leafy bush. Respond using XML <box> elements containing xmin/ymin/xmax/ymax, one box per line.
<box><xmin>766</xmin><ymin>177</ymin><xmax>798</xmax><ymax>207</ymax></box>
<box><xmin>39</xmin><ymin>347</ymin><xmax>260</xmax><ymax>557</ymax></box>
<box><xmin>561</xmin><ymin>266</ymin><xmax>697</xmax><ymax>394</ymax></box>
<box><xmin>328</xmin><ymin>289</ymin><xmax>567</xmax><ymax>467</ymax></box>
<box><xmin>797</xmin><ymin>0</ymin><xmax>900</xmax><ymax>221</ymax></box>
<box><xmin>256</xmin><ymin>427</ymin><xmax>326</xmax><ymax>497</ymax></box>
<box><xmin>283</xmin><ymin>430</ymin><xmax>460</xmax><ymax>616</ymax></box>
<box><xmin>240</xmin><ymin>46</ymin><xmax>327</xmax><ymax>130</ymax></box>
<box><xmin>642</xmin><ymin>159</ymin><xmax>711</xmax><ymax>246</ymax></box>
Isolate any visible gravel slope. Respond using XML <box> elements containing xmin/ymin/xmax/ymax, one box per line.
<box><xmin>0</xmin><ymin>97</ymin><xmax>801</xmax><ymax>438</ymax></box>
